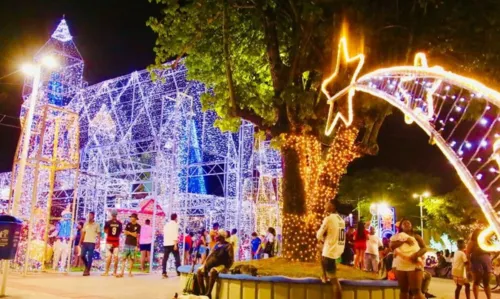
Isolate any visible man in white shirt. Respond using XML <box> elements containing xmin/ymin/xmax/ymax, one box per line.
<box><xmin>162</xmin><ymin>213</ymin><xmax>180</xmax><ymax>278</ymax></box>
<box><xmin>365</xmin><ymin>226</ymin><xmax>383</xmax><ymax>272</ymax></box>
<box><xmin>79</xmin><ymin>211</ymin><xmax>101</xmax><ymax>276</ymax></box>
<box><xmin>317</xmin><ymin>199</ymin><xmax>346</xmax><ymax>298</ymax></box>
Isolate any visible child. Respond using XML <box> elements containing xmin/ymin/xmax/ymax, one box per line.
<box><xmin>391</xmin><ymin>231</ymin><xmax>424</xmax><ymax>267</ymax></box>
<box><xmin>260</xmin><ymin>235</ymin><xmax>267</xmax><ymax>258</ymax></box>
<box><xmin>452</xmin><ymin>240</ymin><xmax>470</xmax><ymax>299</ymax></box>
<box><xmin>250</xmin><ymin>232</ymin><xmax>261</xmax><ymax>260</ymax></box>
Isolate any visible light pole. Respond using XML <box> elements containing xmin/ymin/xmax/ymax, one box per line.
<box><xmin>413</xmin><ymin>191</ymin><xmax>430</xmax><ymax>239</ymax></box>
<box><xmin>10</xmin><ymin>56</ymin><xmax>58</xmax><ymax>216</ymax></box>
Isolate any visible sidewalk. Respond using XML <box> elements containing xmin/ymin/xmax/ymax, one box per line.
<box><xmin>428</xmin><ymin>277</ymin><xmax>500</xmax><ymax>299</ymax></box>
<box><xmin>1</xmin><ymin>272</ymin><xmax>499</xmax><ymax>299</ymax></box>
<box><xmin>2</xmin><ymin>272</ymin><xmax>181</xmax><ymax>299</ymax></box>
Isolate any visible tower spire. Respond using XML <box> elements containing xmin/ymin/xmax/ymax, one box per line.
<box><xmin>51</xmin><ymin>18</ymin><xmax>72</xmax><ymax>42</ymax></box>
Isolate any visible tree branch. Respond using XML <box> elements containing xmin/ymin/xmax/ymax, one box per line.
<box><xmin>234</xmin><ymin>107</ymin><xmax>268</xmax><ymax>129</ymax></box>
<box><xmin>223</xmin><ymin>0</ymin><xmax>238</xmax><ymax>115</ymax></box>
<box><xmin>256</xmin><ymin>1</ymin><xmax>287</xmax><ymax>94</ymax></box>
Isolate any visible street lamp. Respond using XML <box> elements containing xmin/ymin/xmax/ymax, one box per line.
<box><xmin>11</xmin><ymin>56</ymin><xmax>59</xmax><ymax>216</ymax></box>
<box><xmin>413</xmin><ymin>191</ymin><xmax>430</xmax><ymax>239</ymax></box>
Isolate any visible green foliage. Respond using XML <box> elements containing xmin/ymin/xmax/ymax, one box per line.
<box><xmin>337</xmin><ymin>168</ymin><xmax>440</xmax><ymax>220</ymax></box>
<box><xmin>423</xmin><ymin>186</ymin><xmax>485</xmax><ymax>240</ymax></box>
<box><xmin>148</xmin><ymin>0</ymin><xmax>500</xmax><ymax>139</ymax></box>
<box><xmin>147</xmin><ymin>0</ymin><xmax>433</xmax><ymax>138</ymax></box>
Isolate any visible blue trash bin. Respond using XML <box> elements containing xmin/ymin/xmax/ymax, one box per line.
<box><xmin>0</xmin><ymin>215</ymin><xmax>22</xmax><ymax>260</ymax></box>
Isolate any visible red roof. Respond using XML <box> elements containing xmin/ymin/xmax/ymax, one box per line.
<box><xmin>115</xmin><ymin>198</ymin><xmax>166</xmax><ymax>216</ymax></box>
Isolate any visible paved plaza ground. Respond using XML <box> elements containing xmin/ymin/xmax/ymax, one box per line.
<box><xmin>0</xmin><ymin>272</ymin><xmax>499</xmax><ymax>299</ymax></box>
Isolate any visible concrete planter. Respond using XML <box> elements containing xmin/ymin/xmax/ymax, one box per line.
<box><xmin>178</xmin><ymin>266</ymin><xmax>399</xmax><ymax>299</ymax></box>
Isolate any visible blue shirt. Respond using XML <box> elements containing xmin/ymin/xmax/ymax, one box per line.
<box><xmin>58</xmin><ymin>219</ymin><xmax>72</xmax><ymax>239</ymax></box>
<box><xmin>251</xmin><ymin>238</ymin><xmax>261</xmax><ymax>253</ymax></box>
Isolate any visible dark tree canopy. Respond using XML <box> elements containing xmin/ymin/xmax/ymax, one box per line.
<box><xmin>337</xmin><ymin>168</ymin><xmax>440</xmax><ymax>221</ymax></box>
<box><xmin>423</xmin><ymin>186</ymin><xmax>485</xmax><ymax>240</ymax></box>
<box><xmin>148</xmin><ymin>0</ymin><xmax>500</xmax><ymax>143</ymax></box>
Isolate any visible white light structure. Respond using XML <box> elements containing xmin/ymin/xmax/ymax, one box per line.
<box><xmin>11</xmin><ymin>56</ymin><xmax>59</xmax><ymax>219</ymax></box>
<box><xmin>1</xmin><ymin>19</ymin><xmax>282</xmax><ymax>273</ymax></box>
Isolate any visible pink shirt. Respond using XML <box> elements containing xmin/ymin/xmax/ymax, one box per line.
<box><xmin>140</xmin><ymin>224</ymin><xmax>153</xmax><ymax>244</ymax></box>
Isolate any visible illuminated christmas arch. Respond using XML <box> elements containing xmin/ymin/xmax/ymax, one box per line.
<box><xmin>323</xmin><ymin>37</ymin><xmax>500</xmax><ymax>250</ymax></box>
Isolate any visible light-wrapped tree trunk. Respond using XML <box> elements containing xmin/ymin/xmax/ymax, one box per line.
<box><xmin>281</xmin><ymin>127</ymin><xmax>359</xmax><ymax>262</ymax></box>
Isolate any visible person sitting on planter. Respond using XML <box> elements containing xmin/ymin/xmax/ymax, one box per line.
<box><xmin>196</xmin><ymin>229</ymin><xmax>234</xmax><ymax>298</ymax></box>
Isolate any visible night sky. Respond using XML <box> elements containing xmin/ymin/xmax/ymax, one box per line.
<box><xmin>0</xmin><ymin>1</ymin><xmax>460</xmax><ymax>194</ymax></box>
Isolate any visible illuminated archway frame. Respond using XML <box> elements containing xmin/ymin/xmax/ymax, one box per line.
<box><xmin>322</xmin><ymin>37</ymin><xmax>500</xmax><ymax>250</ymax></box>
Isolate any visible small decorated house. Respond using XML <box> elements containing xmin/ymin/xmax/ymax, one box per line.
<box><xmin>114</xmin><ymin>198</ymin><xmax>166</xmax><ymax>234</ymax></box>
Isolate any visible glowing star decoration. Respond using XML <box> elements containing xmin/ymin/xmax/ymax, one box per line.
<box><xmin>51</xmin><ymin>18</ymin><xmax>73</xmax><ymax>42</ymax></box>
<box><xmin>321</xmin><ymin>37</ymin><xmax>365</xmax><ymax>136</ymax></box>
<box><xmin>398</xmin><ymin>53</ymin><xmax>442</xmax><ymax>124</ymax></box>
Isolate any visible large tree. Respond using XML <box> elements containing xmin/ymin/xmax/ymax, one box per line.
<box><xmin>148</xmin><ymin>0</ymin><xmax>500</xmax><ymax>261</ymax></box>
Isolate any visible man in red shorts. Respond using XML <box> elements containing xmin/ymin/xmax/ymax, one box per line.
<box><xmin>102</xmin><ymin>209</ymin><xmax>122</xmax><ymax>276</ymax></box>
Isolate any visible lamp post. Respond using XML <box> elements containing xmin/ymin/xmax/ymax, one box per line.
<box><xmin>413</xmin><ymin>191</ymin><xmax>430</xmax><ymax>239</ymax></box>
<box><xmin>10</xmin><ymin>56</ymin><xmax>58</xmax><ymax>216</ymax></box>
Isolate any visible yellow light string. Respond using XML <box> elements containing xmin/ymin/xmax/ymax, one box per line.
<box><xmin>280</xmin><ymin>128</ymin><xmax>359</xmax><ymax>262</ymax></box>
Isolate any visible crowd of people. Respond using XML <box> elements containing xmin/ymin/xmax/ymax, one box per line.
<box><xmin>71</xmin><ymin>210</ymin><xmax>277</xmax><ymax>281</ymax></box>
<box><xmin>70</xmin><ymin>202</ymin><xmax>497</xmax><ymax>299</ymax></box>
<box><xmin>179</xmin><ymin>225</ymin><xmax>277</xmax><ymax>266</ymax></box>
<box><xmin>315</xmin><ymin>198</ymin><xmax>495</xmax><ymax>299</ymax></box>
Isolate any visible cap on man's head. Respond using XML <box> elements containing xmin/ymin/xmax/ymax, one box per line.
<box><xmin>130</xmin><ymin>213</ymin><xmax>139</xmax><ymax>219</ymax></box>
<box><xmin>110</xmin><ymin>209</ymin><xmax>118</xmax><ymax>216</ymax></box>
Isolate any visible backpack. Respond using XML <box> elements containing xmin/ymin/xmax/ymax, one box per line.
<box><xmin>183</xmin><ymin>247</ymin><xmax>201</xmax><ymax>295</ymax></box>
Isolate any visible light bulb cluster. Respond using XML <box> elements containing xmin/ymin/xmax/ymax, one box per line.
<box><xmin>350</xmin><ymin>51</ymin><xmax>500</xmax><ymax>250</ymax></box>
<box><xmin>281</xmin><ymin>128</ymin><xmax>358</xmax><ymax>262</ymax></box>
<box><xmin>10</xmin><ymin>105</ymin><xmax>80</xmax><ymax>272</ymax></box>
